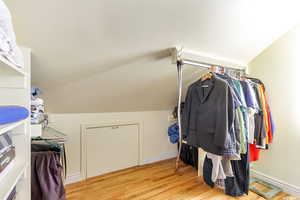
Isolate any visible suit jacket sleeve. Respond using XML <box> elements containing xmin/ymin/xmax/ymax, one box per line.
<box><xmin>213</xmin><ymin>84</ymin><xmax>233</xmax><ymax>148</ymax></box>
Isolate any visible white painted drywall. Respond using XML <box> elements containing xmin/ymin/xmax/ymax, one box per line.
<box><xmin>249</xmin><ymin>24</ymin><xmax>300</xmax><ymax>188</ymax></box>
<box><xmin>48</xmin><ymin>110</ymin><xmax>177</xmax><ymax>180</ymax></box>
<box><xmin>4</xmin><ymin>0</ymin><xmax>300</xmax><ymax>113</ymax></box>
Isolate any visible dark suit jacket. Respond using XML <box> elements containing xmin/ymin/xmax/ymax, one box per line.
<box><xmin>182</xmin><ymin>75</ymin><xmax>234</xmax><ymax>155</ymax></box>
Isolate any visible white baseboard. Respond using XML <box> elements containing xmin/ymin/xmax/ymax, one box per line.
<box><xmin>251</xmin><ymin>169</ymin><xmax>300</xmax><ymax>198</ymax></box>
<box><xmin>141</xmin><ymin>151</ymin><xmax>177</xmax><ymax>165</ymax></box>
<box><xmin>65</xmin><ymin>172</ymin><xmax>82</xmax><ymax>185</ymax></box>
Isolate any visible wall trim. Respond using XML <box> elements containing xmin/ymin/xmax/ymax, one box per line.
<box><xmin>141</xmin><ymin>151</ymin><xmax>177</xmax><ymax>165</ymax></box>
<box><xmin>251</xmin><ymin>169</ymin><xmax>300</xmax><ymax>198</ymax></box>
<box><xmin>65</xmin><ymin>172</ymin><xmax>82</xmax><ymax>185</ymax></box>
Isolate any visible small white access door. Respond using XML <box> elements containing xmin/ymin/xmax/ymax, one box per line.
<box><xmin>85</xmin><ymin>124</ymin><xmax>139</xmax><ymax>178</ymax></box>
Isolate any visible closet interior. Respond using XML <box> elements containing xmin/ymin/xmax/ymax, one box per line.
<box><xmin>0</xmin><ymin>0</ymin><xmax>300</xmax><ymax>200</ymax></box>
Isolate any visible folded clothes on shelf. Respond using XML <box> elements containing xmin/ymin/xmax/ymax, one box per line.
<box><xmin>0</xmin><ymin>0</ymin><xmax>24</xmax><ymax>67</ymax></box>
<box><xmin>0</xmin><ymin>131</ymin><xmax>12</xmax><ymax>151</ymax></box>
<box><xmin>31</xmin><ymin>98</ymin><xmax>45</xmax><ymax>124</ymax></box>
<box><xmin>31</xmin><ymin>87</ymin><xmax>46</xmax><ymax>125</ymax></box>
<box><xmin>0</xmin><ymin>146</ymin><xmax>15</xmax><ymax>173</ymax></box>
<box><xmin>0</xmin><ymin>132</ymin><xmax>15</xmax><ymax>174</ymax></box>
<box><xmin>0</xmin><ymin>106</ymin><xmax>29</xmax><ymax>125</ymax></box>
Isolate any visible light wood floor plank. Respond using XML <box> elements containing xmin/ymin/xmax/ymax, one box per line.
<box><xmin>66</xmin><ymin>159</ymin><xmax>298</xmax><ymax>200</ymax></box>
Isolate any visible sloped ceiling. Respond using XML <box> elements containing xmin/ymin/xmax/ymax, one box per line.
<box><xmin>4</xmin><ymin>0</ymin><xmax>300</xmax><ymax>113</ymax></box>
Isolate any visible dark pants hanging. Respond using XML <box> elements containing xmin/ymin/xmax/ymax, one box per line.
<box><xmin>179</xmin><ymin>143</ymin><xmax>198</xmax><ymax>169</ymax></box>
<box><xmin>203</xmin><ymin>145</ymin><xmax>249</xmax><ymax>197</ymax></box>
<box><xmin>31</xmin><ymin>151</ymin><xmax>65</xmax><ymax>200</ymax></box>
<box><xmin>225</xmin><ymin>152</ymin><xmax>249</xmax><ymax>196</ymax></box>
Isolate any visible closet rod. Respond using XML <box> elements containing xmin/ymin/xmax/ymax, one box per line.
<box><xmin>181</xmin><ymin>58</ymin><xmax>246</xmax><ymax>72</ymax></box>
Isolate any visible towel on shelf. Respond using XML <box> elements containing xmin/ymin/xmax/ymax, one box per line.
<box><xmin>0</xmin><ymin>28</ymin><xmax>10</xmax><ymax>54</ymax></box>
<box><xmin>0</xmin><ymin>131</ymin><xmax>12</xmax><ymax>152</ymax></box>
<box><xmin>0</xmin><ymin>106</ymin><xmax>29</xmax><ymax>125</ymax></box>
<box><xmin>0</xmin><ymin>132</ymin><xmax>15</xmax><ymax>173</ymax></box>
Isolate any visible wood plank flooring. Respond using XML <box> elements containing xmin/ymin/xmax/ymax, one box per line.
<box><xmin>66</xmin><ymin>159</ymin><xmax>298</xmax><ymax>200</ymax></box>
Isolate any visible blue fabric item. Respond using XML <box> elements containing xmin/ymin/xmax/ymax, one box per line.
<box><xmin>269</xmin><ymin>111</ymin><xmax>275</xmax><ymax>135</ymax></box>
<box><xmin>0</xmin><ymin>106</ymin><xmax>29</xmax><ymax>125</ymax></box>
<box><xmin>31</xmin><ymin>86</ymin><xmax>42</xmax><ymax>97</ymax></box>
<box><xmin>240</xmin><ymin>81</ymin><xmax>255</xmax><ymax>109</ymax></box>
<box><xmin>168</xmin><ymin>123</ymin><xmax>179</xmax><ymax>143</ymax></box>
<box><xmin>170</xmin><ymin>134</ymin><xmax>179</xmax><ymax>144</ymax></box>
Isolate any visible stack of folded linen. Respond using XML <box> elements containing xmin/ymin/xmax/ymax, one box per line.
<box><xmin>0</xmin><ymin>132</ymin><xmax>15</xmax><ymax>173</ymax></box>
<box><xmin>0</xmin><ymin>0</ymin><xmax>24</xmax><ymax>68</ymax></box>
<box><xmin>0</xmin><ymin>105</ymin><xmax>29</xmax><ymax>174</ymax></box>
<box><xmin>31</xmin><ymin>87</ymin><xmax>45</xmax><ymax>124</ymax></box>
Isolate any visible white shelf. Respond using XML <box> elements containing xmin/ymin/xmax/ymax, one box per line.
<box><xmin>0</xmin><ymin>56</ymin><xmax>26</xmax><ymax>76</ymax></box>
<box><xmin>0</xmin><ymin>47</ymin><xmax>31</xmax><ymax>200</ymax></box>
<box><xmin>0</xmin><ymin>160</ymin><xmax>26</xmax><ymax>200</ymax></box>
<box><xmin>0</xmin><ymin>120</ymin><xmax>25</xmax><ymax>136</ymax></box>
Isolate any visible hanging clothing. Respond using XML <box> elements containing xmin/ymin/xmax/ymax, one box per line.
<box><xmin>203</xmin><ymin>151</ymin><xmax>250</xmax><ymax>197</ymax></box>
<box><xmin>240</xmin><ymin>80</ymin><xmax>258</xmax><ymax>144</ymax></box>
<box><xmin>31</xmin><ymin>151</ymin><xmax>65</xmax><ymax>200</ymax></box>
<box><xmin>179</xmin><ymin>143</ymin><xmax>198</xmax><ymax>169</ymax></box>
<box><xmin>182</xmin><ymin>75</ymin><xmax>234</xmax><ymax>156</ymax></box>
<box><xmin>206</xmin><ymin>152</ymin><xmax>234</xmax><ymax>182</ymax></box>
<box><xmin>214</xmin><ymin>73</ymin><xmax>241</xmax><ymax>159</ymax></box>
<box><xmin>214</xmin><ymin>73</ymin><xmax>242</xmax><ymax>109</ymax></box>
<box><xmin>236</xmin><ymin>108</ymin><xmax>247</xmax><ymax>154</ymax></box>
<box><xmin>240</xmin><ymin>81</ymin><xmax>256</xmax><ymax>109</ymax></box>
<box><xmin>250</xmin><ymin>143</ymin><xmax>260</xmax><ymax>162</ymax></box>
<box><xmin>181</xmin><ymin>71</ymin><xmax>274</xmax><ymax>197</ymax></box>
<box><xmin>31</xmin><ymin>143</ymin><xmax>66</xmax><ymax>200</ymax></box>
<box><xmin>225</xmin><ymin>151</ymin><xmax>250</xmax><ymax>196</ymax></box>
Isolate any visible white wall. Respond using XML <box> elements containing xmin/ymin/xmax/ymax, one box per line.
<box><xmin>48</xmin><ymin>110</ymin><xmax>177</xmax><ymax>183</ymax></box>
<box><xmin>6</xmin><ymin>0</ymin><xmax>300</xmax><ymax>113</ymax></box>
<box><xmin>249</xmin><ymin>25</ymin><xmax>300</xmax><ymax>190</ymax></box>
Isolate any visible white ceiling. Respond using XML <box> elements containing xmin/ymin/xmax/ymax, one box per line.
<box><xmin>4</xmin><ymin>0</ymin><xmax>300</xmax><ymax>113</ymax></box>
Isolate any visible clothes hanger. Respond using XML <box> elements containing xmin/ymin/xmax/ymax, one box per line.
<box><xmin>200</xmin><ymin>65</ymin><xmax>217</xmax><ymax>81</ymax></box>
<box><xmin>219</xmin><ymin>66</ymin><xmax>225</xmax><ymax>75</ymax></box>
<box><xmin>200</xmin><ymin>72</ymin><xmax>212</xmax><ymax>81</ymax></box>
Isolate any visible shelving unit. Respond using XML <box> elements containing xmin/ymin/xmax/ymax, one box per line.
<box><xmin>0</xmin><ymin>120</ymin><xmax>26</xmax><ymax>136</ymax></box>
<box><xmin>0</xmin><ymin>160</ymin><xmax>26</xmax><ymax>200</ymax></box>
<box><xmin>0</xmin><ymin>56</ymin><xmax>27</xmax><ymax>76</ymax></box>
<box><xmin>0</xmin><ymin>55</ymin><xmax>28</xmax><ymax>89</ymax></box>
<box><xmin>0</xmin><ymin>47</ymin><xmax>31</xmax><ymax>200</ymax></box>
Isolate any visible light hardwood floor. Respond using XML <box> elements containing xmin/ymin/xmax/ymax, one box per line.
<box><xmin>66</xmin><ymin>159</ymin><xmax>298</xmax><ymax>200</ymax></box>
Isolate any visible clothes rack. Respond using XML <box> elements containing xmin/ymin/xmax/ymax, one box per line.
<box><xmin>31</xmin><ymin>127</ymin><xmax>68</xmax><ymax>180</ymax></box>
<box><xmin>175</xmin><ymin>57</ymin><xmax>247</xmax><ymax>170</ymax></box>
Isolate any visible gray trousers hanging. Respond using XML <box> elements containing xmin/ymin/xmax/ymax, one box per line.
<box><xmin>31</xmin><ymin>151</ymin><xmax>65</xmax><ymax>200</ymax></box>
